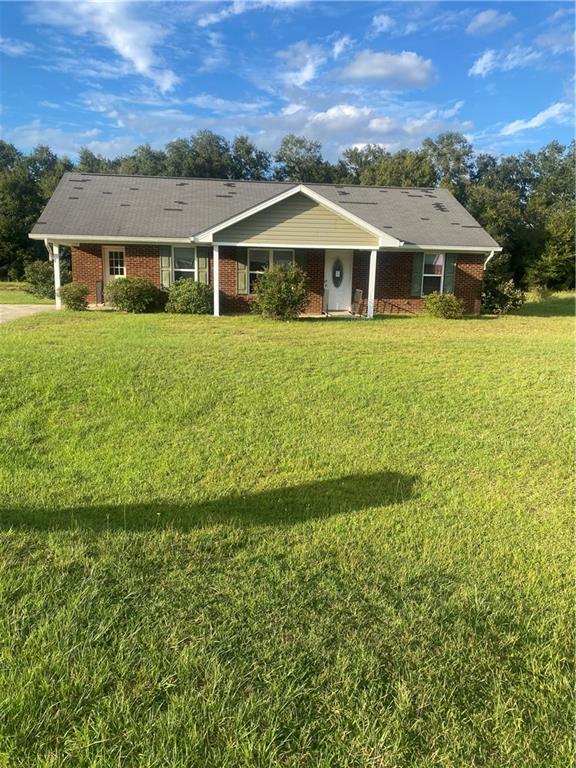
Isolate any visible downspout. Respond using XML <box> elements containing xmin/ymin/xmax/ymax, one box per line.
<box><xmin>483</xmin><ymin>250</ymin><xmax>495</xmax><ymax>269</ymax></box>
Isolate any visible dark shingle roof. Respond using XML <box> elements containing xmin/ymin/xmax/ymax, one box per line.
<box><xmin>31</xmin><ymin>173</ymin><xmax>499</xmax><ymax>249</ymax></box>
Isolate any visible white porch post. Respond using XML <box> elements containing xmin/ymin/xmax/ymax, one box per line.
<box><xmin>367</xmin><ymin>248</ymin><xmax>377</xmax><ymax>319</ymax></box>
<box><xmin>52</xmin><ymin>242</ymin><xmax>62</xmax><ymax>308</ymax></box>
<box><xmin>213</xmin><ymin>243</ymin><xmax>220</xmax><ymax>317</ymax></box>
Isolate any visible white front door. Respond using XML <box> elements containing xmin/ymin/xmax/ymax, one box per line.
<box><xmin>324</xmin><ymin>249</ymin><xmax>353</xmax><ymax>311</ymax></box>
<box><xmin>103</xmin><ymin>246</ymin><xmax>126</xmax><ymax>285</ymax></box>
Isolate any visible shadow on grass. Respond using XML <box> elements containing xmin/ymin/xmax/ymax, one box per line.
<box><xmin>1</xmin><ymin>471</ymin><xmax>417</xmax><ymax>532</ymax></box>
<box><xmin>514</xmin><ymin>294</ymin><xmax>575</xmax><ymax>317</ymax></box>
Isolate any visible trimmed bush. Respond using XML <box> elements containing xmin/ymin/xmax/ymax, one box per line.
<box><xmin>105</xmin><ymin>277</ymin><xmax>167</xmax><ymax>313</ymax></box>
<box><xmin>252</xmin><ymin>264</ymin><xmax>310</xmax><ymax>321</ymax></box>
<box><xmin>58</xmin><ymin>282</ymin><xmax>89</xmax><ymax>311</ymax></box>
<box><xmin>424</xmin><ymin>291</ymin><xmax>464</xmax><ymax>319</ymax></box>
<box><xmin>482</xmin><ymin>279</ymin><xmax>525</xmax><ymax>315</ymax></box>
<box><xmin>165</xmin><ymin>279</ymin><xmax>212</xmax><ymax>314</ymax></box>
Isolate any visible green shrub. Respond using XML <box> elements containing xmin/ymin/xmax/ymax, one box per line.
<box><xmin>24</xmin><ymin>259</ymin><xmax>71</xmax><ymax>299</ymax></box>
<box><xmin>252</xmin><ymin>264</ymin><xmax>310</xmax><ymax>320</ymax></box>
<box><xmin>482</xmin><ymin>279</ymin><xmax>525</xmax><ymax>315</ymax></box>
<box><xmin>165</xmin><ymin>279</ymin><xmax>212</xmax><ymax>314</ymax></box>
<box><xmin>105</xmin><ymin>277</ymin><xmax>167</xmax><ymax>313</ymax></box>
<box><xmin>424</xmin><ymin>291</ymin><xmax>464</xmax><ymax>319</ymax></box>
<box><xmin>24</xmin><ymin>260</ymin><xmax>55</xmax><ymax>298</ymax></box>
<box><xmin>58</xmin><ymin>282</ymin><xmax>89</xmax><ymax>311</ymax></box>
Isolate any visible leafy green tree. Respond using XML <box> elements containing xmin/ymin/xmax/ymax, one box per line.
<box><xmin>0</xmin><ymin>161</ymin><xmax>45</xmax><ymax>279</ymax></box>
<box><xmin>336</xmin><ymin>144</ymin><xmax>390</xmax><ymax>184</ymax></box>
<box><xmin>422</xmin><ymin>132</ymin><xmax>473</xmax><ymax>201</ymax></box>
<box><xmin>77</xmin><ymin>147</ymin><xmax>120</xmax><ymax>174</ymax></box>
<box><xmin>187</xmin><ymin>131</ymin><xmax>232</xmax><ymax>178</ymax></box>
<box><xmin>165</xmin><ymin>138</ymin><xmax>195</xmax><ymax>177</ymax></box>
<box><xmin>230</xmin><ymin>135</ymin><xmax>271</xmax><ymax>180</ymax></box>
<box><xmin>25</xmin><ymin>145</ymin><xmax>73</xmax><ymax>200</ymax></box>
<box><xmin>274</xmin><ymin>134</ymin><xmax>332</xmax><ymax>182</ymax></box>
<box><xmin>119</xmin><ymin>144</ymin><xmax>167</xmax><ymax>176</ymax></box>
<box><xmin>527</xmin><ymin>202</ymin><xmax>575</xmax><ymax>289</ymax></box>
<box><xmin>0</xmin><ymin>141</ymin><xmax>21</xmax><ymax>172</ymax></box>
<box><xmin>361</xmin><ymin>149</ymin><xmax>437</xmax><ymax>187</ymax></box>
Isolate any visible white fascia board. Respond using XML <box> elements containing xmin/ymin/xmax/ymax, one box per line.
<box><xmin>192</xmin><ymin>183</ymin><xmax>401</xmax><ymax>247</ymax></box>
<box><xmin>29</xmin><ymin>234</ymin><xmax>193</xmax><ymax>244</ymax></box>
<box><xmin>380</xmin><ymin>244</ymin><xmax>502</xmax><ymax>254</ymax></box>
<box><xmin>214</xmin><ymin>241</ymin><xmax>380</xmax><ymax>250</ymax></box>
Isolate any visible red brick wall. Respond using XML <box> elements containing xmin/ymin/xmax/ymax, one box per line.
<box><xmin>301</xmin><ymin>249</ymin><xmax>324</xmax><ymax>314</ymax></box>
<box><xmin>220</xmin><ymin>246</ymin><xmax>250</xmax><ymax>313</ymax></box>
<box><xmin>71</xmin><ymin>244</ymin><xmax>102</xmax><ymax>303</ymax></box>
<box><xmin>125</xmin><ymin>244</ymin><xmax>161</xmax><ymax>286</ymax></box>
<box><xmin>454</xmin><ymin>256</ymin><xmax>484</xmax><ymax>315</ymax></box>
<box><xmin>352</xmin><ymin>251</ymin><xmax>484</xmax><ymax>315</ymax></box>
<box><xmin>72</xmin><ymin>243</ymin><xmax>161</xmax><ymax>303</ymax></box>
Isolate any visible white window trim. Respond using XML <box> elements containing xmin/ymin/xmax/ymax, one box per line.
<box><xmin>248</xmin><ymin>248</ymin><xmax>294</xmax><ymax>294</ymax></box>
<box><xmin>421</xmin><ymin>252</ymin><xmax>445</xmax><ymax>297</ymax></box>
<box><xmin>172</xmin><ymin>244</ymin><xmax>198</xmax><ymax>282</ymax></box>
<box><xmin>103</xmin><ymin>245</ymin><xmax>126</xmax><ymax>278</ymax></box>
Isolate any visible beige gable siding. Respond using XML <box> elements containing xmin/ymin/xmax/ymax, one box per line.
<box><xmin>217</xmin><ymin>192</ymin><xmax>379</xmax><ymax>247</ymax></box>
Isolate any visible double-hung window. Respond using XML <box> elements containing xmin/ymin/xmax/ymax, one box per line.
<box><xmin>106</xmin><ymin>248</ymin><xmax>125</xmax><ymax>277</ymax></box>
<box><xmin>248</xmin><ymin>249</ymin><xmax>294</xmax><ymax>293</ymax></box>
<box><xmin>421</xmin><ymin>253</ymin><xmax>445</xmax><ymax>295</ymax></box>
<box><xmin>173</xmin><ymin>246</ymin><xmax>196</xmax><ymax>281</ymax></box>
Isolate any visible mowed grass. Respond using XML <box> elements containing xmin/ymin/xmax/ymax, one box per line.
<box><xmin>0</xmin><ymin>294</ymin><xmax>573</xmax><ymax>767</ymax></box>
<box><xmin>0</xmin><ymin>281</ymin><xmax>54</xmax><ymax>305</ymax></box>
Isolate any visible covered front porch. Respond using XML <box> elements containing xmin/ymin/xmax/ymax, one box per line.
<box><xmin>211</xmin><ymin>244</ymin><xmax>380</xmax><ymax>318</ymax></box>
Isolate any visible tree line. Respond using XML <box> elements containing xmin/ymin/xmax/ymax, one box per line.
<box><xmin>0</xmin><ymin>131</ymin><xmax>573</xmax><ymax>290</ymax></box>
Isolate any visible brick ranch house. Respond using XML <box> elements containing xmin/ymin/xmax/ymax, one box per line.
<box><xmin>30</xmin><ymin>173</ymin><xmax>501</xmax><ymax>316</ymax></box>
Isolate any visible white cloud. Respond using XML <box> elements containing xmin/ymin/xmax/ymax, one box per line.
<box><xmin>466</xmin><ymin>10</ymin><xmax>515</xmax><ymax>35</ymax></box>
<box><xmin>200</xmin><ymin>31</ymin><xmax>228</xmax><ymax>71</ymax></box>
<box><xmin>368</xmin><ymin>116</ymin><xmax>397</xmax><ymax>134</ymax></box>
<box><xmin>370</xmin><ymin>7</ymin><xmax>472</xmax><ymax>38</ymax></box>
<box><xmin>342</xmin><ymin>50</ymin><xmax>435</xmax><ymax>88</ymax></box>
<box><xmin>309</xmin><ymin>104</ymin><xmax>371</xmax><ymax>132</ymax></box>
<box><xmin>276</xmin><ymin>41</ymin><xmax>326</xmax><ymax>87</ymax></box>
<box><xmin>372</xmin><ymin>14</ymin><xmax>395</xmax><ymax>35</ymax></box>
<box><xmin>535</xmin><ymin>28</ymin><xmax>575</xmax><ymax>55</ymax></box>
<box><xmin>1</xmin><ymin>118</ymin><xmax>101</xmax><ymax>156</ymax></box>
<box><xmin>332</xmin><ymin>35</ymin><xmax>351</xmax><ymax>60</ymax></box>
<box><xmin>198</xmin><ymin>0</ymin><xmax>304</xmax><ymax>28</ymax></box>
<box><xmin>468</xmin><ymin>50</ymin><xmax>497</xmax><ymax>77</ymax></box>
<box><xmin>500</xmin><ymin>101</ymin><xmax>572</xmax><ymax>135</ymax></box>
<box><xmin>0</xmin><ymin>37</ymin><xmax>34</xmax><ymax>57</ymax></box>
<box><xmin>189</xmin><ymin>93</ymin><xmax>269</xmax><ymax>113</ymax></box>
<box><xmin>29</xmin><ymin>1</ymin><xmax>178</xmax><ymax>92</ymax></box>
<box><xmin>469</xmin><ymin>46</ymin><xmax>542</xmax><ymax>77</ymax></box>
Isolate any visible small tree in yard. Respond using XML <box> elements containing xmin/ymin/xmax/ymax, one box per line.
<box><xmin>24</xmin><ymin>259</ymin><xmax>70</xmax><ymax>299</ymax></box>
<box><xmin>252</xmin><ymin>264</ymin><xmax>310</xmax><ymax>320</ymax></box>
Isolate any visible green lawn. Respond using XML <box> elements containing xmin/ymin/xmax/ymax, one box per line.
<box><xmin>0</xmin><ymin>294</ymin><xmax>573</xmax><ymax>767</ymax></box>
<box><xmin>0</xmin><ymin>281</ymin><xmax>54</xmax><ymax>305</ymax></box>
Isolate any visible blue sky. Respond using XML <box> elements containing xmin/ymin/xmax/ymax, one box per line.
<box><xmin>0</xmin><ymin>1</ymin><xmax>573</xmax><ymax>161</ymax></box>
